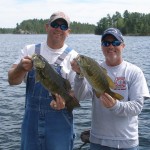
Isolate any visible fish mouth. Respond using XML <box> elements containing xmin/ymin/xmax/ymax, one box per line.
<box><xmin>32</xmin><ymin>54</ymin><xmax>36</xmax><ymax>60</ymax></box>
<box><xmin>32</xmin><ymin>54</ymin><xmax>45</xmax><ymax>69</ymax></box>
<box><xmin>76</xmin><ymin>55</ymin><xmax>87</xmax><ymax>63</ymax></box>
<box><xmin>75</xmin><ymin>54</ymin><xmax>81</xmax><ymax>62</ymax></box>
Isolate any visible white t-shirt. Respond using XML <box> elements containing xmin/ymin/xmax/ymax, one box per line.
<box><xmin>15</xmin><ymin>42</ymin><xmax>78</xmax><ymax>90</ymax></box>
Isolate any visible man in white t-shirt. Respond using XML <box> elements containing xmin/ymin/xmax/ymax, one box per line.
<box><xmin>71</xmin><ymin>28</ymin><xmax>150</xmax><ymax>150</ymax></box>
<box><xmin>8</xmin><ymin>11</ymin><xmax>78</xmax><ymax>150</ymax></box>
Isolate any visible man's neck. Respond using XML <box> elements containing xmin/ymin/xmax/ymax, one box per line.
<box><xmin>106</xmin><ymin>58</ymin><xmax>123</xmax><ymax>67</ymax></box>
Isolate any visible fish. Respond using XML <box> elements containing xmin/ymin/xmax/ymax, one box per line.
<box><xmin>75</xmin><ymin>54</ymin><xmax>124</xmax><ymax>100</ymax></box>
<box><xmin>32</xmin><ymin>54</ymin><xmax>80</xmax><ymax>112</ymax></box>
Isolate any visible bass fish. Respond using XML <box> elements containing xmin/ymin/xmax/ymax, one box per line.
<box><xmin>32</xmin><ymin>54</ymin><xmax>80</xmax><ymax>112</ymax></box>
<box><xmin>75</xmin><ymin>55</ymin><xmax>124</xmax><ymax>100</ymax></box>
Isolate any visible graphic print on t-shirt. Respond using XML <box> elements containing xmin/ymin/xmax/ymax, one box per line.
<box><xmin>114</xmin><ymin>77</ymin><xmax>126</xmax><ymax>90</ymax></box>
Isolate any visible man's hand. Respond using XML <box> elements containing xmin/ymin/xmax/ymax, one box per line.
<box><xmin>70</xmin><ymin>59</ymin><xmax>81</xmax><ymax>74</ymax></box>
<box><xmin>8</xmin><ymin>56</ymin><xmax>33</xmax><ymax>85</ymax></box>
<box><xmin>100</xmin><ymin>93</ymin><xmax>116</xmax><ymax>108</ymax></box>
<box><xmin>17</xmin><ymin>56</ymin><xmax>33</xmax><ymax>72</ymax></box>
<box><xmin>50</xmin><ymin>94</ymin><xmax>66</xmax><ymax>110</ymax></box>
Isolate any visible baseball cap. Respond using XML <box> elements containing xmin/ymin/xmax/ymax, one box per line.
<box><xmin>101</xmin><ymin>28</ymin><xmax>124</xmax><ymax>42</ymax></box>
<box><xmin>49</xmin><ymin>11</ymin><xmax>70</xmax><ymax>27</ymax></box>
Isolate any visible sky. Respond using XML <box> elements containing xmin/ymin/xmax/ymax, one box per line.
<box><xmin>0</xmin><ymin>0</ymin><xmax>150</xmax><ymax>28</ymax></box>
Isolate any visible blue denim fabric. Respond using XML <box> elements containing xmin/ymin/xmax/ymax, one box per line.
<box><xmin>90</xmin><ymin>143</ymin><xmax>139</xmax><ymax>150</ymax></box>
<box><xmin>21</xmin><ymin>69</ymin><xmax>74</xmax><ymax>150</ymax></box>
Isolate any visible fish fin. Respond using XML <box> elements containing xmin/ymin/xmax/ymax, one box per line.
<box><xmin>107</xmin><ymin>90</ymin><xmax>124</xmax><ymax>100</ymax></box>
<box><xmin>106</xmin><ymin>75</ymin><xmax>116</xmax><ymax>89</ymax></box>
<box><xmin>101</xmin><ymin>66</ymin><xmax>107</xmax><ymax>74</ymax></box>
<box><xmin>65</xmin><ymin>96</ymin><xmax>80</xmax><ymax>112</ymax></box>
<box><xmin>100</xmin><ymin>67</ymin><xmax>116</xmax><ymax>89</ymax></box>
<box><xmin>35</xmin><ymin>72</ymin><xmax>40</xmax><ymax>82</ymax></box>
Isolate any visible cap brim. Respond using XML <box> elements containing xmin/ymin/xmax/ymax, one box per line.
<box><xmin>102</xmin><ymin>33</ymin><xmax>122</xmax><ymax>42</ymax></box>
<box><xmin>50</xmin><ymin>17</ymin><xmax>69</xmax><ymax>26</ymax></box>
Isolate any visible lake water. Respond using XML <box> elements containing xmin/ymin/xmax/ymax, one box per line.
<box><xmin>0</xmin><ymin>34</ymin><xmax>150</xmax><ymax>150</ymax></box>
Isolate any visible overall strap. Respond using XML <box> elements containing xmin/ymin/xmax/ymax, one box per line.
<box><xmin>54</xmin><ymin>46</ymin><xmax>73</xmax><ymax>66</ymax></box>
<box><xmin>35</xmin><ymin>43</ymin><xmax>41</xmax><ymax>54</ymax></box>
<box><xmin>35</xmin><ymin>44</ymin><xmax>73</xmax><ymax>65</ymax></box>
<box><xmin>25</xmin><ymin>43</ymin><xmax>41</xmax><ymax>108</ymax></box>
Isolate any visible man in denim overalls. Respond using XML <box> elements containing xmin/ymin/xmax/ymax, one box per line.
<box><xmin>8</xmin><ymin>11</ymin><xmax>79</xmax><ymax>150</ymax></box>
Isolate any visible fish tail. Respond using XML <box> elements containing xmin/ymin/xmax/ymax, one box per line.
<box><xmin>107</xmin><ymin>90</ymin><xmax>124</xmax><ymax>100</ymax></box>
<box><xmin>66</xmin><ymin>96</ymin><xmax>80</xmax><ymax>112</ymax></box>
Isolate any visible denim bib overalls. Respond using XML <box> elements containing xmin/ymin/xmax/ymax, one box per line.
<box><xmin>21</xmin><ymin>44</ymin><xmax>74</xmax><ymax>150</ymax></box>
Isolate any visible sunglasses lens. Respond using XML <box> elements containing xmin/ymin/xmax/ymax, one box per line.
<box><xmin>50</xmin><ymin>22</ymin><xmax>68</xmax><ymax>31</ymax></box>
<box><xmin>60</xmin><ymin>24</ymin><xmax>68</xmax><ymax>31</ymax></box>
<box><xmin>102</xmin><ymin>41</ymin><xmax>110</xmax><ymax>47</ymax></box>
<box><xmin>50</xmin><ymin>22</ymin><xmax>59</xmax><ymax>28</ymax></box>
<box><xmin>102</xmin><ymin>41</ymin><xmax>121</xmax><ymax>47</ymax></box>
<box><xmin>112</xmin><ymin>41</ymin><xmax>121</xmax><ymax>46</ymax></box>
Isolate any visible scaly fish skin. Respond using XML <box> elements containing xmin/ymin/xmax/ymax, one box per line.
<box><xmin>32</xmin><ymin>54</ymin><xmax>80</xmax><ymax>112</ymax></box>
<box><xmin>75</xmin><ymin>55</ymin><xmax>124</xmax><ymax>100</ymax></box>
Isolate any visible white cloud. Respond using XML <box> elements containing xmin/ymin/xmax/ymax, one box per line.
<box><xmin>0</xmin><ymin>0</ymin><xmax>150</xmax><ymax>28</ymax></box>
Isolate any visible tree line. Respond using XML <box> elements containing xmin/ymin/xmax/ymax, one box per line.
<box><xmin>95</xmin><ymin>10</ymin><xmax>150</xmax><ymax>35</ymax></box>
<box><xmin>0</xmin><ymin>10</ymin><xmax>150</xmax><ymax>35</ymax></box>
<box><xmin>0</xmin><ymin>19</ymin><xmax>95</xmax><ymax>34</ymax></box>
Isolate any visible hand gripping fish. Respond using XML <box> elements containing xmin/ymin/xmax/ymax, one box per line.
<box><xmin>32</xmin><ymin>54</ymin><xmax>80</xmax><ymax>112</ymax></box>
<box><xmin>75</xmin><ymin>55</ymin><xmax>124</xmax><ymax>100</ymax></box>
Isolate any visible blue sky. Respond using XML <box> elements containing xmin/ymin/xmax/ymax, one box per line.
<box><xmin>0</xmin><ymin>0</ymin><xmax>150</xmax><ymax>28</ymax></box>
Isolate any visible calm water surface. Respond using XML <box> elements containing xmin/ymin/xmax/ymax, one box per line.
<box><xmin>0</xmin><ymin>34</ymin><xmax>150</xmax><ymax>150</ymax></box>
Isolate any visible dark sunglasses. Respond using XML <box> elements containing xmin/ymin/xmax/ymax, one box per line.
<box><xmin>50</xmin><ymin>21</ymin><xmax>68</xmax><ymax>31</ymax></box>
<box><xmin>102</xmin><ymin>40</ymin><xmax>122</xmax><ymax>47</ymax></box>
